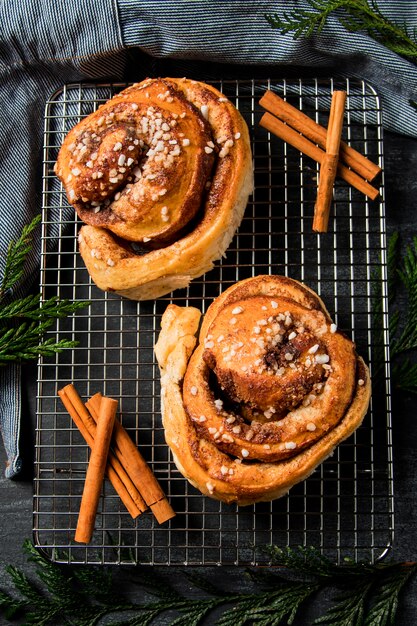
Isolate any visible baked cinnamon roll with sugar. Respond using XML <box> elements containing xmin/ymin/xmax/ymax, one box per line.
<box><xmin>55</xmin><ymin>77</ymin><xmax>253</xmax><ymax>300</ymax></box>
<box><xmin>155</xmin><ymin>275</ymin><xmax>371</xmax><ymax>505</ymax></box>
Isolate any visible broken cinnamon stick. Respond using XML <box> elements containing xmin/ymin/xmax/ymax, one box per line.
<box><xmin>86</xmin><ymin>393</ymin><xmax>176</xmax><ymax>525</ymax></box>
<box><xmin>75</xmin><ymin>396</ymin><xmax>117</xmax><ymax>543</ymax></box>
<box><xmin>259</xmin><ymin>111</ymin><xmax>380</xmax><ymax>201</ymax></box>
<box><xmin>259</xmin><ymin>90</ymin><xmax>381</xmax><ymax>182</ymax></box>
<box><xmin>58</xmin><ymin>386</ymin><xmax>146</xmax><ymax>519</ymax></box>
<box><xmin>313</xmin><ymin>91</ymin><xmax>346</xmax><ymax>232</ymax></box>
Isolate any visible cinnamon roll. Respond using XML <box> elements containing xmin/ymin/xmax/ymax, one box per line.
<box><xmin>155</xmin><ymin>275</ymin><xmax>371</xmax><ymax>505</ymax></box>
<box><xmin>55</xmin><ymin>77</ymin><xmax>253</xmax><ymax>300</ymax></box>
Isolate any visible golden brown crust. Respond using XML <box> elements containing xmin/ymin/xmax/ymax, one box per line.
<box><xmin>155</xmin><ymin>276</ymin><xmax>371</xmax><ymax>505</ymax></box>
<box><xmin>56</xmin><ymin>77</ymin><xmax>253</xmax><ymax>301</ymax></box>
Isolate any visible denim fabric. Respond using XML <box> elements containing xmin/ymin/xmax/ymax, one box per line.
<box><xmin>0</xmin><ymin>365</ymin><xmax>22</xmax><ymax>478</ymax></box>
<box><xmin>0</xmin><ymin>0</ymin><xmax>126</xmax><ymax>477</ymax></box>
<box><xmin>0</xmin><ymin>0</ymin><xmax>416</xmax><ymax>477</ymax></box>
<box><xmin>118</xmin><ymin>0</ymin><xmax>417</xmax><ymax>139</ymax></box>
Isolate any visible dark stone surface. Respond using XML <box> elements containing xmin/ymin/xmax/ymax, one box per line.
<box><xmin>0</xmin><ymin>109</ymin><xmax>416</xmax><ymax>623</ymax></box>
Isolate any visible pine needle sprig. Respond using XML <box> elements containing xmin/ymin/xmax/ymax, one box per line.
<box><xmin>314</xmin><ymin>562</ymin><xmax>417</xmax><ymax>625</ymax></box>
<box><xmin>390</xmin><ymin>236</ymin><xmax>417</xmax><ymax>356</ymax></box>
<box><xmin>266</xmin><ymin>544</ymin><xmax>335</xmax><ymax>578</ymax></box>
<box><xmin>390</xmin><ymin>359</ymin><xmax>417</xmax><ymax>395</ymax></box>
<box><xmin>387</xmin><ymin>231</ymin><xmax>400</xmax><ymax>307</ymax></box>
<box><xmin>371</xmin><ymin>233</ymin><xmax>417</xmax><ymax>394</ymax></box>
<box><xmin>217</xmin><ymin>583</ymin><xmax>320</xmax><ymax>626</ymax></box>
<box><xmin>0</xmin><ymin>216</ymin><xmax>89</xmax><ymax>365</ymax></box>
<box><xmin>314</xmin><ymin>579</ymin><xmax>373</xmax><ymax>625</ymax></box>
<box><xmin>1</xmin><ymin>542</ymin><xmax>416</xmax><ymax>625</ymax></box>
<box><xmin>5</xmin><ymin>564</ymin><xmax>61</xmax><ymax>626</ymax></box>
<box><xmin>265</xmin><ymin>1</ymin><xmax>340</xmax><ymax>39</ymax></box>
<box><xmin>265</xmin><ymin>545</ymin><xmax>374</xmax><ymax>581</ymax></box>
<box><xmin>0</xmin><ymin>319</ymin><xmax>78</xmax><ymax>365</ymax></box>
<box><xmin>22</xmin><ymin>540</ymin><xmax>124</xmax><ymax>625</ymax></box>
<box><xmin>380</xmin><ymin>234</ymin><xmax>417</xmax><ymax>393</ymax></box>
<box><xmin>170</xmin><ymin>597</ymin><xmax>229</xmax><ymax>626</ymax></box>
<box><xmin>338</xmin><ymin>0</ymin><xmax>417</xmax><ymax>60</ymax></box>
<box><xmin>0</xmin><ymin>214</ymin><xmax>41</xmax><ymax>299</ymax></box>
<box><xmin>363</xmin><ymin>565</ymin><xmax>415</xmax><ymax>626</ymax></box>
<box><xmin>109</xmin><ymin>610</ymin><xmax>161</xmax><ymax>626</ymax></box>
<box><xmin>265</xmin><ymin>0</ymin><xmax>417</xmax><ymax>64</ymax></box>
<box><xmin>0</xmin><ymin>293</ymin><xmax>87</xmax><ymax>321</ymax></box>
<box><xmin>0</xmin><ymin>588</ymin><xmax>27</xmax><ymax>621</ymax></box>
<box><xmin>24</xmin><ymin>540</ymin><xmax>75</xmax><ymax>603</ymax></box>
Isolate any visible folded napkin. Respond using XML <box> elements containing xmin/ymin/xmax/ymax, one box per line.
<box><xmin>1</xmin><ymin>0</ymin><xmax>416</xmax><ymax>477</ymax></box>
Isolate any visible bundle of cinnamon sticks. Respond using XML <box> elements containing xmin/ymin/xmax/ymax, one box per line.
<box><xmin>259</xmin><ymin>89</ymin><xmax>381</xmax><ymax>232</ymax></box>
<box><xmin>58</xmin><ymin>384</ymin><xmax>175</xmax><ymax>544</ymax></box>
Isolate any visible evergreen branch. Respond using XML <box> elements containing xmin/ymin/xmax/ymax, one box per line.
<box><xmin>265</xmin><ymin>545</ymin><xmax>374</xmax><ymax>581</ymax></box>
<box><xmin>266</xmin><ymin>0</ymin><xmax>417</xmax><ymax>64</ymax></box>
<box><xmin>387</xmin><ymin>231</ymin><xmax>399</xmax><ymax>307</ymax></box>
<box><xmin>2</xmin><ymin>542</ymin><xmax>415</xmax><ymax>625</ymax></box>
<box><xmin>338</xmin><ymin>0</ymin><xmax>417</xmax><ymax>59</ymax></box>
<box><xmin>0</xmin><ymin>214</ymin><xmax>41</xmax><ymax>299</ymax></box>
<box><xmin>218</xmin><ymin>583</ymin><xmax>320</xmax><ymax>625</ymax></box>
<box><xmin>0</xmin><ymin>293</ymin><xmax>87</xmax><ymax>322</ymax></box>
<box><xmin>72</xmin><ymin>567</ymin><xmax>115</xmax><ymax>605</ymax></box>
<box><xmin>171</xmin><ymin>598</ymin><xmax>226</xmax><ymax>626</ymax></box>
<box><xmin>0</xmin><ymin>216</ymin><xmax>90</xmax><ymax>365</ymax></box>
<box><xmin>0</xmin><ymin>320</ymin><xmax>79</xmax><ymax>365</ymax></box>
<box><xmin>5</xmin><ymin>565</ymin><xmax>62</xmax><ymax>625</ymax></box>
<box><xmin>267</xmin><ymin>544</ymin><xmax>335</xmax><ymax>578</ymax></box>
<box><xmin>215</xmin><ymin>592</ymin><xmax>279</xmax><ymax>626</ymax></box>
<box><xmin>392</xmin><ymin>360</ymin><xmax>417</xmax><ymax>395</ymax></box>
<box><xmin>109</xmin><ymin>609</ymin><xmax>168</xmax><ymax>626</ymax></box>
<box><xmin>390</xmin><ymin>236</ymin><xmax>417</xmax><ymax>356</ymax></box>
<box><xmin>364</xmin><ymin>565</ymin><xmax>416</xmax><ymax>626</ymax></box>
<box><xmin>371</xmin><ymin>233</ymin><xmax>417</xmax><ymax>394</ymax></box>
<box><xmin>0</xmin><ymin>589</ymin><xmax>27</xmax><ymax>621</ymax></box>
<box><xmin>266</xmin><ymin>0</ymin><xmax>346</xmax><ymax>39</ymax></box>
<box><xmin>314</xmin><ymin>579</ymin><xmax>373</xmax><ymax>624</ymax></box>
<box><xmin>24</xmin><ymin>540</ymin><xmax>74</xmax><ymax>603</ymax></box>
<box><xmin>389</xmin><ymin>309</ymin><xmax>399</xmax><ymax>341</ymax></box>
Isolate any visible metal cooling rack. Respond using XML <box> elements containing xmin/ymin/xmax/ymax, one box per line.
<box><xmin>34</xmin><ymin>77</ymin><xmax>393</xmax><ymax>566</ymax></box>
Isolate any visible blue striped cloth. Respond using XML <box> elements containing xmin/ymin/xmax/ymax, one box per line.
<box><xmin>0</xmin><ymin>0</ymin><xmax>416</xmax><ymax>477</ymax></box>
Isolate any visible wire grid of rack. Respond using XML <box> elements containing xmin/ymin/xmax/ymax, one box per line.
<box><xmin>34</xmin><ymin>77</ymin><xmax>393</xmax><ymax>566</ymax></box>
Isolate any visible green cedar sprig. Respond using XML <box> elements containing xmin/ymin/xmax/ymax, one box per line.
<box><xmin>370</xmin><ymin>233</ymin><xmax>417</xmax><ymax>394</ymax></box>
<box><xmin>0</xmin><ymin>214</ymin><xmax>41</xmax><ymax>299</ymax></box>
<box><xmin>385</xmin><ymin>235</ymin><xmax>417</xmax><ymax>394</ymax></box>
<box><xmin>265</xmin><ymin>0</ymin><xmax>417</xmax><ymax>63</ymax></box>
<box><xmin>0</xmin><ymin>215</ymin><xmax>89</xmax><ymax>365</ymax></box>
<box><xmin>390</xmin><ymin>236</ymin><xmax>417</xmax><ymax>355</ymax></box>
<box><xmin>0</xmin><ymin>541</ymin><xmax>416</xmax><ymax>625</ymax></box>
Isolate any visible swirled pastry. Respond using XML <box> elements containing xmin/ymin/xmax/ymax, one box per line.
<box><xmin>155</xmin><ymin>275</ymin><xmax>371</xmax><ymax>505</ymax></box>
<box><xmin>55</xmin><ymin>77</ymin><xmax>253</xmax><ymax>300</ymax></box>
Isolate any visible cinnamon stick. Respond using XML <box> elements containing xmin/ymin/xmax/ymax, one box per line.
<box><xmin>75</xmin><ymin>396</ymin><xmax>117</xmax><ymax>543</ymax></box>
<box><xmin>259</xmin><ymin>111</ymin><xmax>380</xmax><ymax>201</ymax></box>
<box><xmin>313</xmin><ymin>91</ymin><xmax>346</xmax><ymax>232</ymax></box>
<box><xmin>86</xmin><ymin>393</ymin><xmax>176</xmax><ymax>525</ymax></box>
<box><xmin>58</xmin><ymin>387</ymin><xmax>146</xmax><ymax>519</ymax></box>
<box><xmin>259</xmin><ymin>90</ymin><xmax>381</xmax><ymax>182</ymax></box>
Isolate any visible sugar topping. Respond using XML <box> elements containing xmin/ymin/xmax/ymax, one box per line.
<box><xmin>285</xmin><ymin>441</ymin><xmax>297</xmax><ymax>450</ymax></box>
